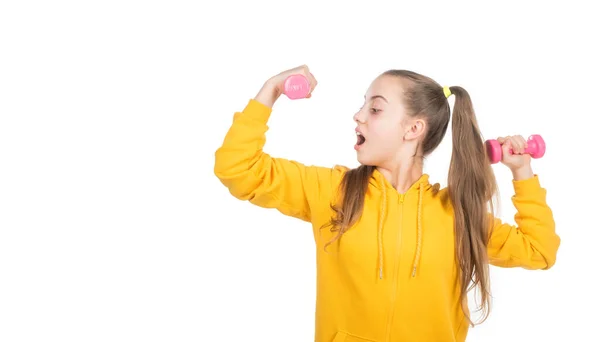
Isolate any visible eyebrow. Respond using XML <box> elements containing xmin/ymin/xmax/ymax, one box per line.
<box><xmin>364</xmin><ymin>95</ymin><xmax>388</xmax><ymax>103</ymax></box>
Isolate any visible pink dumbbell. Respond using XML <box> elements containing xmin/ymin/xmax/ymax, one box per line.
<box><xmin>485</xmin><ymin>134</ymin><xmax>546</xmax><ymax>164</ymax></box>
<box><xmin>283</xmin><ymin>74</ymin><xmax>310</xmax><ymax>99</ymax></box>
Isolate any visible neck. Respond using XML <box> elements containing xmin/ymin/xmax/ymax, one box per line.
<box><xmin>377</xmin><ymin>159</ymin><xmax>424</xmax><ymax>194</ymax></box>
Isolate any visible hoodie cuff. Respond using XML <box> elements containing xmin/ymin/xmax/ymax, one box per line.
<box><xmin>512</xmin><ymin>174</ymin><xmax>542</xmax><ymax>195</ymax></box>
<box><xmin>240</xmin><ymin>98</ymin><xmax>272</xmax><ymax>123</ymax></box>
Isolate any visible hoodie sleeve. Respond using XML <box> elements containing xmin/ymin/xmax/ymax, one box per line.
<box><xmin>487</xmin><ymin>174</ymin><xmax>561</xmax><ymax>270</ymax></box>
<box><xmin>214</xmin><ymin>99</ymin><xmax>344</xmax><ymax>223</ymax></box>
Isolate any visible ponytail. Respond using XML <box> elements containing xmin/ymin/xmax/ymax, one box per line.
<box><xmin>447</xmin><ymin>86</ymin><xmax>499</xmax><ymax>326</ymax></box>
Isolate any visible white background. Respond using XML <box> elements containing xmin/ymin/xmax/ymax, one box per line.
<box><xmin>1</xmin><ymin>0</ymin><xmax>598</xmax><ymax>341</ymax></box>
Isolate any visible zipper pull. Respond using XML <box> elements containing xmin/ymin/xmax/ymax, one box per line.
<box><xmin>398</xmin><ymin>193</ymin><xmax>405</xmax><ymax>203</ymax></box>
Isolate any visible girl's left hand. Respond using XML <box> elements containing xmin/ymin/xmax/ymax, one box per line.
<box><xmin>496</xmin><ymin>135</ymin><xmax>532</xmax><ymax>170</ymax></box>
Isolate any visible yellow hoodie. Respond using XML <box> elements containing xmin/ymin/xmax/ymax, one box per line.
<box><xmin>214</xmin><ymin>99</ymin><xmax>561</xmax><ymax>342</ymax></box>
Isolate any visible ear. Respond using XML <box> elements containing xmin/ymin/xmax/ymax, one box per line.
<box><xmin>403</xmin><ymin>118</ymin><xmax>427</xmax><ymax>141</ymax></box>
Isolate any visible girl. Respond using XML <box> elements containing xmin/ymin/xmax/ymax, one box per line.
<box><xmin>214</xmin><ymin>65</ymin><xmax>560</xmax><ymax>342</ymax></box>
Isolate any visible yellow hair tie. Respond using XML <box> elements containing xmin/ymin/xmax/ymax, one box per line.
<box><xmin>443</xmin><ymin>86</ymin><xmax>452</xmax><ymax>98</ymax></box>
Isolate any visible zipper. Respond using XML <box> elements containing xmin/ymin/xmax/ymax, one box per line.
<box><xmin>384</xmin><ymin>193</ymin><xmax>405</xmax><ymax>342</ymax></box>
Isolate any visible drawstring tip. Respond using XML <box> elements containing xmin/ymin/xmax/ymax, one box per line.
<box><xmin>379</xmin><ymin>268</ymin><xmax>383</xmax><ymax>279</ymax></box>
<box><xmin>412</xmin><ymin>267</ymin><xmax>417</xmax><ymax>277</ymax></box>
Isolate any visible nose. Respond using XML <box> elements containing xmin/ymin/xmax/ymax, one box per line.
<box><xmin>354</xmin><ymin>108</ymin><xmax>366</xmax><ymax>123</ymax></box>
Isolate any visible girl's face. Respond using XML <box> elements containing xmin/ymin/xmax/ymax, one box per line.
<box><xmin>354</xmin><ymin>75</ymin><xmax>421</xmax><ymax>167</ymax></box>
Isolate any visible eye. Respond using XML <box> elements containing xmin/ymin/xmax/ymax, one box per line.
<box><xmin>370</xmin><ymin>108</ymin><xmax>381</xmax><ymax>114</ymax></box>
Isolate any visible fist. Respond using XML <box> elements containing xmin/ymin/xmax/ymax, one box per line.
<box><xmin>496</xmin><ymin>135</ymin><xmax>531</xmax><ymax>170</ymax></box>
<box><xmin>268</xmin><ymin>65</ymin><xmax>318</xmax><ymax>98</ymax></box>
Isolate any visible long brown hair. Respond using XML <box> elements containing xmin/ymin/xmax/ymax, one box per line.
<box><xmin>320</xmin><ymin>70</ymin><xmax>499</xmax><ymax>326</ymax></box>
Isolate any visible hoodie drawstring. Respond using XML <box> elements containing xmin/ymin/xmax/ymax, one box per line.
<box><xmin>378</xmin><ymin>177</ymin><xmax>386</xmax><ymax>279</ymax></box>
<box><xmin>412</xmin><ymin>184</ymin><xmax>424</xmax><ymax>277</ymax></box>
<box><xmin>377</xmin><ymin>179</ymin><xmax>424</xmax><ymax>280</ymax></box>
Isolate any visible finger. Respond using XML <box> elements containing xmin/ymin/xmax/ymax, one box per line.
<box><xmin>501</xmin><ymin>139</ymin><xmax>513</xmax><ymax>157</ymax></box>
<box><xmin>511</xmin><ymin>136</ymin><xmax>524</xmax><ymax>154</ymax></box>
<box><xmin>508</xmin><ymin>137</ymin><xmax>519</xmax><ymax>154</ymax></box>
<box><xmin>306</xmin><ymin>71</ymin><xmax>318</xmax><ymax>91</ymax></box>
<box><xmin>298</xmin><ymin>64</ymin><xmax>309</xmax><ymax>73</ymax></box>
<box><xmin>516</xmin><ymin>135</ymin><xmax>527</xmax><ymax>150</ymax></box>
<box><xmin>497</xmin><ymin>137</ymin><xmax>506</xmax><ymax>144</ymax></box>
<box><xmin>295</xmin><ymin>65</ymin><xmax>310</xmax><ymax>80</ymax></box>
<box><xmin>517</xmin><ymin>136</ymin><xmax>527</xmax><ymax>153</ymax></box>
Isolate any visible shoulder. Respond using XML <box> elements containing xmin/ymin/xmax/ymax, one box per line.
<box><xmin>330</xmin><ymin>164</ymin><xmax>350</xmax><ymax>186</ymax></box>
<box><xmin>333</xmin><ymin>164</ymin><xmax>351</xmax><ymax>172</ymax></box>
<box><xmin>427</xmin><ymin>183</ymin><xmax>452</xmax><ymax>212</ymax></box>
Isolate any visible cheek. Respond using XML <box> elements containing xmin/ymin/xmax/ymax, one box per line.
<box><xmin>372</xmin><ymin>125</ymin><xmax>401</xmax><ymax>147</ymax></box>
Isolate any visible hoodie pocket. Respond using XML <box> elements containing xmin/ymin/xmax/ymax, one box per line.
<box><xmin>332</xmin><ymin>331</ymin><xmax>378</xmax><ymax>342</ymax></box>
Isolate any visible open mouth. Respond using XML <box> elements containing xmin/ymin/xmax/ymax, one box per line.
<box><xmin>356</xmin><ymin>131</ymin><xmax>366</xmax><ymax>145</ymax></box>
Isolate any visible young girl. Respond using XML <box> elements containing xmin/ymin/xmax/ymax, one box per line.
<box><xmin>214</xmin><ymin>65</ymin><xmax>560</xmax><ymax>342</ymax></box>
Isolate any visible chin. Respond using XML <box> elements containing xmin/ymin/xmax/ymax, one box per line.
<box><xmin>358</xmin><ymin>151</ymin><xmax>389</xmax><ymax>167</ymax></box>
<box><xmin>356</xmin><ymin>153</ymin><xmax>376</xmax><ymax>166</ymax></box>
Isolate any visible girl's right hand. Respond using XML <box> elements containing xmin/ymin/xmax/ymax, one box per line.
<box><xmin>269</xmin><ymin>64</ymin><xmax>318</xmax><ymax>98</ymax></box>
<box><xmin>255</xmin><ymin>65</ymin><xmax>318</xmax><ymax>108</ymax></box>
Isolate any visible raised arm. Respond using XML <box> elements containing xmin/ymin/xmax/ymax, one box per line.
<box><xmin>214</xmin><ymin>65</ymin><xmax>344</xmax><ymax>222</ymax></box>
<box><xmin>487</xmin><ymin>173</ymin><xmax>560</xmax><ymax>269</ymax></box>
<box><xmin>486</xmin><ymin>135</ymin><xmax>560</xmax><ymax>269</ymax></box>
